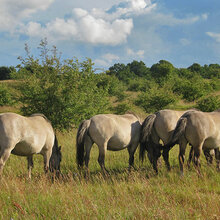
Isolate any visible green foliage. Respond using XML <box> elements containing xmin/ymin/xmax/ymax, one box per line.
<box><xmin>96</xmin><ymin>73</ymin><xmax>126</xmax><ymax>96</ymax></box>
<box><xmin>172</xmin><ymin>75</ymin><xmax>213</xmax><ymax>102</ymax></box>
<box><xmin>187</xmin><ymin>63</ymin><xmax>202</xmax><ymax>73</ymax></box>
<box><xmin>14</xmin><ymin>40</ymin><xmax>109</xmax><ymax>129</ymax></box>
<box><xmin>127</xmin><ymin>60</ymin><xmax>150</xmax><ymax>77</ymax></box>
<box><xmin>127</xmin><ymin>78</ymin><xmax>154</xmax><ymax>92</ymax></box>
<box><xmin>196</xmin><ymin>95</ymin><xmax>220</xmax><ymax>112</ymax></box>
<box><xmin>135</xmin><ymin>86</ymin><xmax>178</xmax><ymax>113</ymax></box>
<box><xmin>0</xmin><ymin>66</ymin><xmax>15</xmax><ymax>80</ymax></box>
<box><xmin>0</xmin><ymin>84</ymin><xmax>14</xmax><ymax>106</ymax></box>
<box><xmin>111</xmin><ymin>103</ymin><xmax>131</xmax><ymax>114</ymax></box>
<box><xmin>150</xmin><ymin>60</ymin><xmax>175</xmax><ymax>82</ymax></box>
<box><xmin>107</xmin><ymin>63</ymin><xmax>135</xmax><ymax>82</ymax></box>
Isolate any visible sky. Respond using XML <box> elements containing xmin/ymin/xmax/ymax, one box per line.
<box><xmin>0</xmin><ymin>0</ymin><xmax>220</xmax><ymax>71</ymax></box>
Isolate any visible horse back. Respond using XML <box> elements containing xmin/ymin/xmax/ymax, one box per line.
<box><xmin>184</xmin><ymin>111</ymin><xmax>220</xmax><ymax>148</ymax></box>
<box><xmin>154</xmin><ymin>110</ymin><xmax>186</xmax><ymax>144</ymax></box>
<box><xmin>0</xmin><ymin>113</ymin><xmax>54</xmax><ymax>155</ymax></box>
<box><xmin>88</xmin><ymin>114</ymin><xmax>141</xmax><ymax>149</ymax></box>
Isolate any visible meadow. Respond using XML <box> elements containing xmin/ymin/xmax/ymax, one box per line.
<box><xmin>1</xmin><ymin>55</ymin><xmax>220</xmax><ymax>219</ymax></box>
<box><xmin>0</xmin><ymin>129</ymin><xmax>220</xmax><ymax>219</ymax></box>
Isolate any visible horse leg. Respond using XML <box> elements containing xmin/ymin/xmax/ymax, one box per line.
<box><xmin>127</xmin><ymin>144</ymin><xmax>138</xmax><ymax>171</ymax></box>
<box><xmin>178</xmin><ymin>139</ymin><xmax>187</xmax><ymax>175</ymax></box>
<box><xmin>84</xmin><ymin>137</ymin><xmax>93</xmax><ymax>176</ymax></box>
<box><xmin>162</xmin><ymin>148</ymin><xmax>170</xmax><ymax>171</ymax></box>
<box><xmin>27</xmin><ymin>155</ymin><xmax>34</xmax><ymax>179</ymax></box>
<box><xmin>214</xmin><ymin>148</ymin><xmax>220</xmax><ymax>171</ymax></box>
<box><xmin>203</xmin><ymin>148</ymin><xmax>213</xmax><ymax>164</ymax></box>
<box><xmin>0</xmin><ymin>148</ymin><xmax>12</xmax><ymax>176</ymax></box>
<box><xmin>43</xmin><ymin>149</ymin><xmax>52</xmax><ymax>174</ymax></box>
<box><xmin>187</xmin><ymin>145</ymin><xmax>194</xmax><ymax>168</ymax></box>
<box><xmin>98</xmin><ymin>142</ymin><xmax>107</xmax><ymax>174</ymax></box>
<box><xmin>193</xmin><ymin>144</ymin><xmax>203</xmax><ymax>175</ymax></box>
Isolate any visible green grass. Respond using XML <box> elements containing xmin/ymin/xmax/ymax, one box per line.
<box><xmin>1</xmin><ymin>130</ymin><xmax>220</xmax><ymax>219</ymax></box>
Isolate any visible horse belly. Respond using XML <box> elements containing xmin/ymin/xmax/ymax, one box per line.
<box><xmin>11</xmin><ymin>141</ymin><xmax>42</xmax><ymax>156</ymax></box>
<box><xmin>204</xmin><ymin>137</ymin><xmax>220</xmax><ymax>149</ymax></box>
<box><xmin>107</xmin><ymin>137</ymin><xmax>129</xmax><ymax>151</ymax></box>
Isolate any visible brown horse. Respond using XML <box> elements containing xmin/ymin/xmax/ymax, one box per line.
<box><xmin>168</xmin><ymin>110</ymin><xmax>220</xmax><ymax>174</ymax></box>
<box><xmin>76</xmin><ymin>113</ymin><xmax>141</xmax><ymax>172</ymax></box>
<box><xmin>0</xmin><ymin>112</ymin><xmax>62</xmax><ymax>178</ymax></box>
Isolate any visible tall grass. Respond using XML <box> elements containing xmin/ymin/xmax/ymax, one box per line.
<box><xmin>0</xmin><ymin>130</ymin><xmax>220</xmax><ymax>219</ymax></box>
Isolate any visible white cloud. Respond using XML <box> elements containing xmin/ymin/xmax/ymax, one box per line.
<box><xmin>0</xmin><ymin>0</ymin><xmax>54</xmax><ymax>31</ymax></box>
<box><xmin>201</xmin><ymin>13</ymin><xmax>208</xmax><ymax>20</ymax></box>
<box><xmin>94</xmin><ymin>53</ymin><xmax>120</xmax><ymax>67</ymax></box>
<box><xmin>147</xmin><ymin>13</ymin><xmax>205</xmax><ymax>26</ymax></box>
<box><xmin>23</xmin><ymin>15</ymin><xmax>133</xmax><ymax>45</ymax></box>
<box><xmin>206</xmin><ymin>32</ymin><xmax>220</xmax><ymax>43</ymax></box>
<box><xmin>127</xmin><ymin>48</ymin><xmax>145</xmax><ymax>58</ymax></box>
<box><xmin>0</xmin><ymin>0</ymin><xmax>209</xmax><ymax>47</ymax></box>
<box><xmin>102</xmin><ymin>53</ymin><xmax>120</xmax><ymax>62</ymax></box>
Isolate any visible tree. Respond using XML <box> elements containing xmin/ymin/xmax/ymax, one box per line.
<box><xmin>150</xmin><ymin>60</ymin><xmax>175</xmax><ymax>82</ymax></box>
<box><xmin>127</xmin><ymin>60</ymin><xmax>150</xmax><ymax>77</ymax></box>
<box><xmin>14</xmin><ymin>40</ymin><xmax>109</xmax><ymax>130</ymax></box>
<box><xmin>187</xmin><ymin>63</ymin><xmax>202</xmax><ymax>73</ymax></box>
<box><xmin>0</xmin><ymin>66</ymin><xmax>15</xmax><ymax>80</ymax></box>
<box><xmin>107</xmin><ymin>63</ymin><xmax>135</xmax><ymax>82</ymax></box>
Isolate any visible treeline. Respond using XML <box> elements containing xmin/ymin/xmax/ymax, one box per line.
<box><xmin>107</xmin><ymin>60</ymin><xmax>220</xmax><ymax>113</ymax></box>
<box><xmin>0</xmin><ymin>40</ymin><xmax>220</xmax><ymax>129</ymax></box>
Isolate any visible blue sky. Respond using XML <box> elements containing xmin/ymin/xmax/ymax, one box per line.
<box><xmin>0</xmin><ymin>0</ymin><xmax>220</xmax><ymax>71</ymax></box>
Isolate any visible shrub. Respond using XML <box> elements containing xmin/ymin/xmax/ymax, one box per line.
<box><xmin>14</xmin><ymin>40</ymin><xmax>109</xmax><ymax>130</ymax></box>
<box><xmin>173</xmin><ymin>76</ymin><xmax>213</xmax><ymax>102</ymax></box>
<box><xmin>96</xmin><ymin>73</ymin><xmax>126</xmax><ymax>96</ymax></box>
<box><xmin>127</xmin><ymin>78</ymin><xmax>153</xmax><ymax>92</ymax></box>
<box><xmin>196</xmin><ymin>96</ymin><xmax>220</xmax><ymax>112</ymax></box>
<box><xmin>111</xmin><ymin>103</ymin><xmax>131</xmax><ymax>115</ymax></box>
<box><xmin>135</xmin><ymin>86</ymin><xmax>178</xmax><ymax>113</ymax></box>
<box><xmin>0</xmin><ymin>84</ymin><xmax>13</xmax><ymax>106</ymax></box>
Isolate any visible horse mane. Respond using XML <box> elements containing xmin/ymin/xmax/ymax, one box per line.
<box><xmin>125</xmin><ymin>111</ymin><xmax>140</xmax><ymax>121</ymax></box>
<box><xmin>30</xmin><ymin>113</ymin><xmax>51</xmax><ymax>124</ymax></box>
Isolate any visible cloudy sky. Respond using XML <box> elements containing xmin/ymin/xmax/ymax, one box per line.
<box><xmin>0</xmin><ymin>0</ymin><xmax>220</xmax><ymax>70</ymax></box>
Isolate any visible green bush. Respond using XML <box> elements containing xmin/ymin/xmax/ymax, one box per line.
<box><xmin>96</xmin><ymin>73</ymin><xmax>125</xmax><ymax>96</ymax></box>
<box><xmin>135</xmin><ymin>86</ymin><xmax>178</xmax><ymax>113</ymax></box>
<box><xmin>196</xmin><ymin>95</ymin><xmax>220</xmax><ymax>112</ymax></box>
<box><xmin>111</xmin><ymin>103</ymin><xmax>131</xmax><ymax>115</ymax></box>
<box><xmin>14</xmin><ymin>40</ymin><xmax>109</xmax><ymax>130</ymax></box>
<box><xmin>127</xmin><ymin>78</ymin><xmax>153</xmax><ymax>92</ymax></box>
<box><xmin>173</xmin><ymin>76</ymin><xmax>213</xmax><ymax>102</ymax></box>
<box><xmin>0</xmin><ymin>84</ymin><xmax>13</xmax><ymax>106</ymax></box>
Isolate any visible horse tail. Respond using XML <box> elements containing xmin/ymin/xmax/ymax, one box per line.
<box><xmin>139</xmin><ymin>114</ymin><xmax>156</xmax><ymax>162</ymax></box>
<box><xmin>164</xmin><ymin>117</ymin><xmax>187</xmax><ymax>150</ymax></box>
<box><xmin>76</xmin><ymin>119</ymin><xmax>91</xmax><ymax>168</ymax></box>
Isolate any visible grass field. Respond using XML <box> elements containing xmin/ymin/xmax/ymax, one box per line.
<box><xmin>0</xmin><ymin>130</ymin><xmax>220</xmax><ymax>219</ymax></box>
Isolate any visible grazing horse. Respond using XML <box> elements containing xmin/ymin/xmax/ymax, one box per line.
<box><xmin>0</xmin><ymin>113</ymin><xmax>62</xmax><ymax>178</ymax></box>
<box><xmin>76</xmin><ymin>113</ymin><xmax>141</xmax><ymax>172</ymax></box>
<box><xmin>140</xmin><ymin>109</ymin><xmax>188</xmax><ymax>173</ymax></box>
<box><xmin>168</xmin><ymin>110</ymin><xmax>220</xmax><ymax>174</ymax></box>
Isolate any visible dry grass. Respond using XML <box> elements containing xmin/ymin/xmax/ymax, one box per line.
<box><xmin>0</xmin><ymin>130</ymin><xmax>220</xmax><ymax>219</ymax></box>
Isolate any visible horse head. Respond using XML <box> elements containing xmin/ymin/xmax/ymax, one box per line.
<box><xmin>49</xmin><ymin>135</ymin><xmax>62</xmax><ymax>175</ymax></box>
